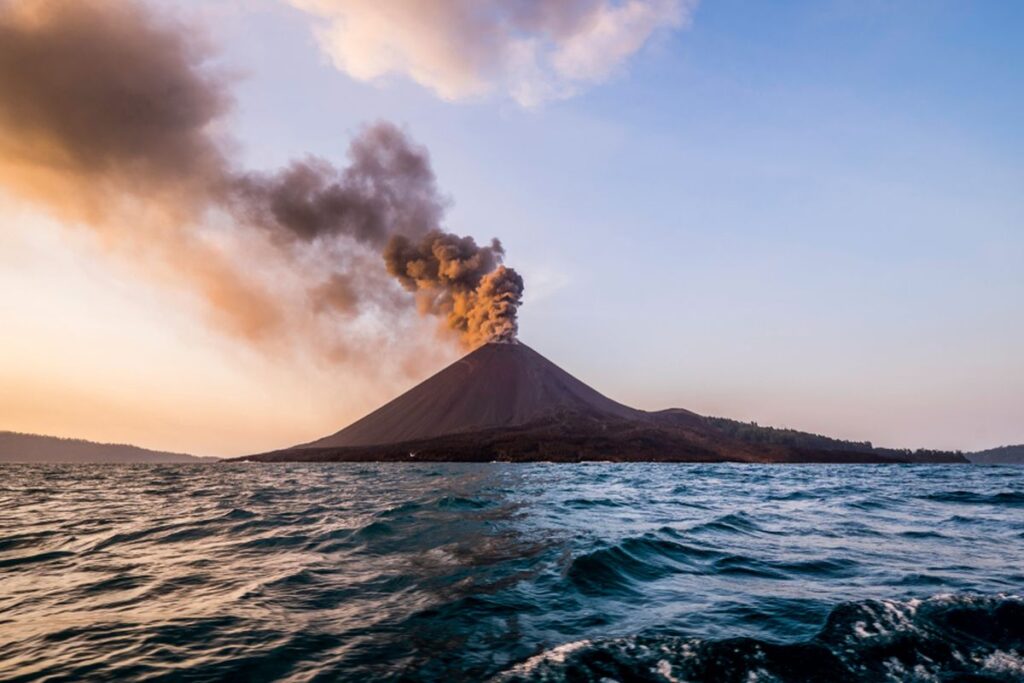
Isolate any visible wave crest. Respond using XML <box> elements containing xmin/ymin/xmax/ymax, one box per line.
<box><xmin>496</xmin><ymin>594</ymin><xmax>1024</xmax><ymax>682</ymax></box>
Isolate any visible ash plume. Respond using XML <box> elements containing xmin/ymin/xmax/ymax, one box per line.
<box><xmin>0</xmin><ymin>0</ymin><xmax>228</xmax><ymax>217</ymax></box>
<box><xmin>229</xmin><ymin>122</ymin><xmax>444</xmax><ymax>247</ymax></box>
<box><xmin>385</xmin><ymin>232</ymin><xmax>525</xmax><ymax>346</ymax></box>
<box><xmin>0</xmin><ymin>0</ymin><xmax>523</xmax><ymax>359</ymax></box>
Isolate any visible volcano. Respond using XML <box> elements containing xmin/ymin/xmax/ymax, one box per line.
<box><xmin>244</xmin><ymin>342</ymin><xmax>966</xmax><ymax>464</ymax></box>
<box><xmin>303</xmin><ymin>342</ymin><xmax>642</xmax><ymax>448</ymax></box>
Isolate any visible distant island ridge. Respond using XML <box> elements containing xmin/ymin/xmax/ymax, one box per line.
<box><xmin>967</xmin><ymin>445</ymin><xmax>1024</xmax><ymax>465</ymax></box>
<box><xmin>3</xmin><ymin>343</ymin><xmax>1019</xmax><ymax>465</ymax></box>
<box><xmin>0</xmin><ymin>432</ymin><xmax>215</xmax><ymax>464</ymax></box>
<box><xmin>236</xmin><ymin>342</ymin><xmax>1006</xmax><ymax>464</ymax></box>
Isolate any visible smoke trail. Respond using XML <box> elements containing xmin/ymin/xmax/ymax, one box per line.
<box><xmin>229</xmin><ymin>123</ymin><xmax>444</xmax><ymax>247</ymax></box>
<box><xmin>0</xmin><ymin>0</ymin><xmax>523</xmax><ymax>357</ymax></box>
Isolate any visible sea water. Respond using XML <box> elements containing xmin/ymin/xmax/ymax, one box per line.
<box><xmin>1</xmin><ymin>463</ymin><xmax>1022</xmax><ymax>681</ymax></box>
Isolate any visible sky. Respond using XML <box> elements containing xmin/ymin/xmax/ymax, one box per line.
<box><xmin>1</xmin><ymin>0</ymin><xmax>1021</xmax><ymax>456</ymax></box>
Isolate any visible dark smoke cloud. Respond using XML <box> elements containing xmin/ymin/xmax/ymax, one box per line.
<box><xmin>0</xmin><ymin>0</ymin><xmax>523</xmax><ymax>357</ymax></box>
<box><xmin>385</xmin><ymin>232</ymin><xmax>524</xmax><ymax>346</ymax></box>
<box><xmin>230</xmin><ymin>122</ymin><xmax>444</xmax><ymax>246</ymax></box>
<box><xmin>0</xmin><ymin>0</ymin><xmax>227</xmax><ymax>210</ymax></box>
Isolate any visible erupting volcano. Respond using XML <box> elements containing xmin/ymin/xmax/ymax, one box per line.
<box><xmin>303</xmin><ymin>342</ymin><xmax>642</xmax><ymax>449</ymax></box>
<box><xmin>244</xmin><ymin>342</ymin><xmax>966</xmax><ymax>464</ymax></box>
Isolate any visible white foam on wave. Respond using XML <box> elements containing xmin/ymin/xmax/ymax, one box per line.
<box><xmin>654</xmin><ymin>658</ymin><xmax>679</xmax><ymax>682</ymax></box>
<box><xmin>504</xmin><ymin>640</ymin><xmax>594</xmax><ymax>675</ymax></box>
<box><xmin>744</xmin><ymin>668</ymin><xmax>779</xmax><ymax>683</ymax></box>
<box><xmin>980</xmin><ymin>650</ymin><xmax>1024</xmax><ymax>675</ymax></box>
<box><xmin>848</xmin><ymin>597</ymin><xmax>923</xmax><ymax>643</ymax></box>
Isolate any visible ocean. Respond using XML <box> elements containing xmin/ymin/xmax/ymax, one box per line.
<box><xmin>1</xmin><ymin>463</ymin><xmax>1022</xmax><ymax>682</ymax></box>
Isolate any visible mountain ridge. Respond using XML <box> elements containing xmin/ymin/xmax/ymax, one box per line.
<box><xmin>967</xmin><ymin>445</ymin><xmax>1024</xmax><ymax>465</ymax></box>
<box><xmin>245</xmin><ymin>342</ymin><xmax>968</xmax><ymax>464</ymax></box>
<box><xmin>0</xmin><ymin>431</ymin><xmax>213</xmax><ymax>464</ymax></box>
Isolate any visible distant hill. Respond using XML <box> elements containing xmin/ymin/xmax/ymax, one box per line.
<box><xmin>967</xmin><ymin>445</ymin><xmax>1024</xmax><ymax>465</ymax></box>
<box><xmin>702</xmin><ymin>417</ymin><xmax>966</xmax><ymax>464</ymax></box>
<box><xmin>0</xmin><ymin>432</ymin><xmax>214</xmax><ymax>464</ymax></box>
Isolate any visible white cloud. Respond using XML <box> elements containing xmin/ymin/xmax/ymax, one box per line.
<box><xmin>288</xmin><ymin>0</ymin><xmax>695</xmax><ymax>106</ymax></box>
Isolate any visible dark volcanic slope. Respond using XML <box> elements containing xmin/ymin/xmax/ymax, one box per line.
<box><xmin>303</xmin><ymin>342</ymin><xmax>643</xmax><ymax>449</ymax></box>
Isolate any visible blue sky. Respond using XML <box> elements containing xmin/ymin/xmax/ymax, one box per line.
<box><xmin>215</xmin><ymin>0</ymin><xmax>1023</xmax><ymax>450</ymax></box>
<box><xmin>3</xmin><ymin>0</ymin><xmax>1021</xmax><ymax>454</ymax></box>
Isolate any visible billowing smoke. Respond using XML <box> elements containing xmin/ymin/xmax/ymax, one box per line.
<box><xmin>229</xmin><ymin>129</ymin><xmax>524</xmax><ymax>348</ymax></box>
<box><xmin>385</xmin><ymin>232</ymin><xmax>524</xmax><ymax>346</ymax></box>
<box><xmin>229</xmin><ymin>123</ymin><xmax>444</xmax><ymax>248</ymax></box>
<box><xmin>0</xmin><ymin>0</ymin><xmax>522</xmax><ymax>358</ymax></box>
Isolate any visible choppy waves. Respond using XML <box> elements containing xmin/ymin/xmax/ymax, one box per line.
<box><xmin>1</xmin><ymin>463</ymin><xmax>1022</xmax><ymax>681</ymax></box>
<box><xmin>498</xmin><ymin>594</ymin><xmax>1024</xmax><ymax>682</ymax></box>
